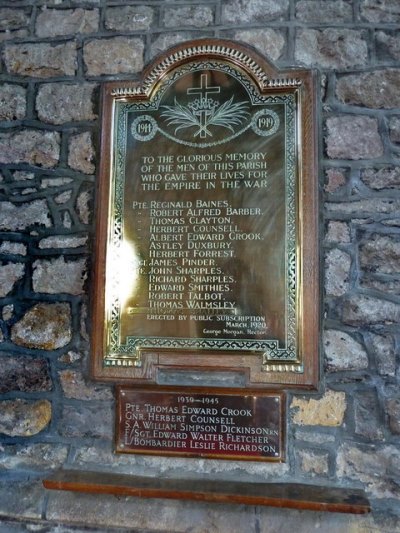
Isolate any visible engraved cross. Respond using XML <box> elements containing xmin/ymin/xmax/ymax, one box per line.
<box><xmin>187</xmin><ymin>74</ymin><xmax>220</xmax><ymax>138</ymax></box>
<box><xmin>187</xmin><ymin>73</ymin><xmax>220</xmax><ymax>101</ymax></box>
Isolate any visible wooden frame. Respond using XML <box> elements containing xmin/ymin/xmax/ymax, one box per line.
<box><xmin>91</xmin><ymin>39</ymin><xmax>319</xmax><ymax>390</ymax></box>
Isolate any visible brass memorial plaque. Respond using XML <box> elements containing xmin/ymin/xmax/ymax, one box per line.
<box><xmin>92</xmin><ymin>39</ymin><xmax>319</xmax><ymax>389</ymax></box>
<box><xmin>116</xmin><ymin>387</ymin><xmax>285</xmax><ymax>461</ymax></box>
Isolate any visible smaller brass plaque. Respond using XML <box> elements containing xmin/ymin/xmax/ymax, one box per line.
<box><xmin>116</xmin><ymin>387</ymin><xmax>285</xmax><ymax>462</ymax></box>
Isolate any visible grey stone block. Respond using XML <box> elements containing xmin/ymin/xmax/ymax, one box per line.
<box><xmin>4</xmin><ymin>42</ymin><xmax>77</xmax><ymax>78</ymax></box>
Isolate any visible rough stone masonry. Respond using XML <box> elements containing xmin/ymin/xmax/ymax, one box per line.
<box><xmin>0</xmin><ymin>0</ymin><xmax>399</xmax><ymax>531</ymax></box>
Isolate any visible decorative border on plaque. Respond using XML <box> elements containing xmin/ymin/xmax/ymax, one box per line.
<box><xmin>111</xmin><ymin>43</ymin><xmax>302</xmax><ymax>98</ymax></box>
<box><xmin>104</xmin><ymin>59</ymin><xmax>299</xmax><ymax>370</ymax></box>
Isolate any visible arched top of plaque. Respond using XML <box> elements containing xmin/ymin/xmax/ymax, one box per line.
<box><xmin>109</xmin><ymin>40</ymin><xmax>304</xmax><ymax>99</ymax></box>
<box><xmin>93</xmin><ymin>39</ymin><xmax>319</xmax><ymax>390</ymax></box>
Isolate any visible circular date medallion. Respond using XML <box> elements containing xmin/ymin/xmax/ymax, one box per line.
<box><xmin>251</xmin><ymin>109</ymin><xmax>280</xmax><ymax>137</ymax></box>
<box><xmin>131</xmin><ymin>115</ymin><xmax>158</xmax><ymax>141</ymax></box>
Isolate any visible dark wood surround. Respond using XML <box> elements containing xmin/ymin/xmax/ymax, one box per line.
<box><xmin>91</xmin><ymin>39</ymin><xmax>319</xmax><ymax>390</ymax></box>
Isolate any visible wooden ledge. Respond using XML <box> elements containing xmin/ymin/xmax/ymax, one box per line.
<box><xmin>43</xmin><ymin>470</ymin><xmax>370</xmax><ymax>514</ymax></box>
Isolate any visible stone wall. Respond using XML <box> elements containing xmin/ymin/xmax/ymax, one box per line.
<box><xmin>0</xmin><ymin>0</ymin><xmax>399</xmax><ymax>531</ymax></box>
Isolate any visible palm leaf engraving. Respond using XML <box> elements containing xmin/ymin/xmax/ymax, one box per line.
<box><xmin>207</xmin><ymin>97</ymin><xmax>249</xmax><ymax>132</ymax></box>
<box><xmin>161</xmin><ymin>98</ymin><xmax>201</xmax><ymax>134</ymax></box>
<box><xmin>161</xmin><ymin>96</ymin><xmax>249</xmax><ymax>138</ymax></box>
